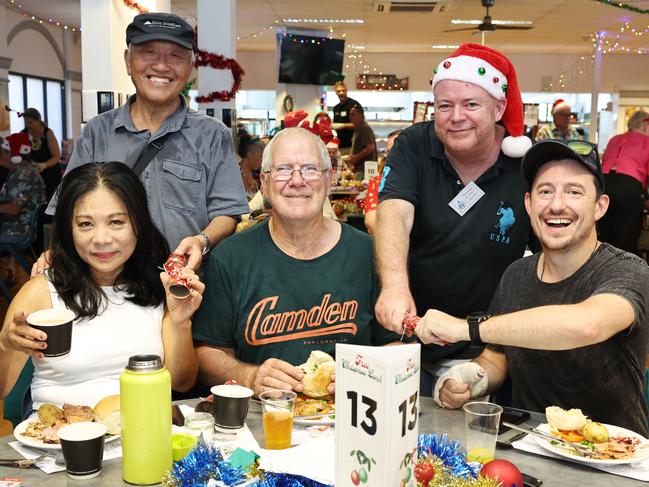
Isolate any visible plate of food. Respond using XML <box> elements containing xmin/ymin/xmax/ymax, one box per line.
<box><xmin>13</xmin><ymin>395</ymin><xmax>121</xmax><ymax>451</ymax></box>
<box><xmin>533</xmin><ymin>406</ymin><xmax>649</xmax><ymax>465</ymax></box>
<box><xmin>294</xmin><ymin>351</ymin><xmax>336</xmax><ymax>425</ymax></box>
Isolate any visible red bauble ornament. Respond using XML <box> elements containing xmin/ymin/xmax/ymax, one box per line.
<box><xmin>414</xmin><ymin>461</ymin><xmax>435</xmax><ymax>485</ymax></box>
<box><xmin>480</xmin><ymin>459</ymin><xmax>524</xmax><ymax>487</ymax></box>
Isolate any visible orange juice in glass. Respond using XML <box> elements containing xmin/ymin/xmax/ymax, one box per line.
<box><xmin>259</xmin><ymin>390</ymin><xmax>296</xmax><ymax>450</ymax></box>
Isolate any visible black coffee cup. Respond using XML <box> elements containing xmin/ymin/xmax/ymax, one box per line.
<box><xmin>210</xmin><ymin>384</ymin><xmax>253</xmax><ymax>431</ymax></box>
<box><xmin>27</xmin><ymin>309</ymin><xmax>75</xmax><ymax>358</ymax></box>
<box><xmin>57</xmin><ymin>421</ymin><xmax>107</xmax><ymax>480</ymax></box>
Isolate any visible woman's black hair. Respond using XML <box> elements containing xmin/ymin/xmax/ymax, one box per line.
<box><xmin>48</xmin><ymin>162</ymin><xmax>169</xmax><ymax>319</ymax></box>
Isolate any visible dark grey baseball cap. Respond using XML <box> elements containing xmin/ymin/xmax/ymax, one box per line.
<box><xmin>126</xmin><ymin>13</ymin><xmax>195</xmax><ymax>51</ymax></box>
<box><xmin>522</xmin><ymin>139</ymin><xmax>604</xmax><ymax>190</ymax></box>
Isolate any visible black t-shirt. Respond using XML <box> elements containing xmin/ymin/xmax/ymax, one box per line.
<box><xmin>488</xmin><ymin>244</ymin><xmax>649</xmax><ymax>436</ymax></box>
<box><xmin>192</xmin><ymin>220</ymin><xmax>402</xmax><ymax>366</ymax></box>
<box><xmin>332</xmin><ymin>97</ymin><xmax>360</xmax><ymax>149</ymax></box>
<box><xmin>379</xmin><ymin>121</ymin><xmax>533</xmax><ymax>361</ymax></box>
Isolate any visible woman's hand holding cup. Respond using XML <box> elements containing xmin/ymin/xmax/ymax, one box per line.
<box><xmin>0</xmin><ymin>311</ymin><xmax>48</xmax><ymax>358</ymax></box>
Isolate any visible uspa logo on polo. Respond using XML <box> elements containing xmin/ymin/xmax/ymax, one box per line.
<box><xmin>490</xmin><ymin>201</ymin><xmax>516</xmax><ymax>245</ymax></box>
<box><xmin>378</xmin><ymin>165</ymin><xmax>391</xmax><ymax>193</ymax></box>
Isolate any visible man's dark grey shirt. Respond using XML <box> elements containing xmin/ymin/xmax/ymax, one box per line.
<box><xmin>48</xmin><ymin>95</ymin><xmax>249</xmax><ymax>250</ymax></box>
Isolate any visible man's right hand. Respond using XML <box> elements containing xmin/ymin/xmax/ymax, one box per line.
<box><xmin>249</xmin><ymin>358</ymin><xmax>305</xmax><ymax>397</ymax></box>
<box><xmin>375</xmin><ymin>287</ymin><xmax>416</xmax><ymax>334</ymax></box>
<box><xmin>436</xmin><ymin>379</ymin><xmax>472</xmax><ymax>409</ymax></box>
<box><xmin>31</xmin><ymin>250</ymin><xmax>52</xmax><ymax>277</ymax></box>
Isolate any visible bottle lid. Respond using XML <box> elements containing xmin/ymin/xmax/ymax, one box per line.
<box><xmin>126</xmin><ymin>354</ymin><xmax>163</xmax><ymax>372</ymax></box>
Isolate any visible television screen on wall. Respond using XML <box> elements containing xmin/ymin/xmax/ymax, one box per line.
<box><xmin>278</xmin><ymin>34</ymin><xmax>345</xmax><ymax>85</ymax></box>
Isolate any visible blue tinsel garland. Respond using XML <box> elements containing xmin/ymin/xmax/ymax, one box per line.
<box><xmin>165</xmin><ymin>433</ymin><xmax>478</xmax><ymax>486</ymax></box>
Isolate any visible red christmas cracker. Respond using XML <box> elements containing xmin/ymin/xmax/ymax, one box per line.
<box><xmin>164</xmin><ymin>253</ymin><xmax>190</xmax><ymax>299</ymax></box>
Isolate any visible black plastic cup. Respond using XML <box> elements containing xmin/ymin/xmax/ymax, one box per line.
<box><xmin>27</xmin><ymin>309</ymin><xmax>75</xmax><ymax>357</ymax></box>
<box><xmin>210</xmin><ymin>384</ymin><xmax>253</xmax><ymax>432</ymax></box>
<box><xmin>57</xmin><ymin>422</ymin><xmax>107</xmax><ymax>480</ymax></box>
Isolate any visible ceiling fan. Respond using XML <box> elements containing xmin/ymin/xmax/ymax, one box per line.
<box><xmin>445</xmin><ymin>0</ymin><xmax>534</xmax><ymax>33</ymax></box>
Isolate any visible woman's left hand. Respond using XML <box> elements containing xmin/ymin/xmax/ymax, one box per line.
<box><xmin>161</xmin><ymin>269</ymin><xmax>205</xmax><ymax>326</ymax></box>
<box><xmin>34</xmin><ymin>163</ymin><xmax>47</xmax><ymax>173</ymax></box>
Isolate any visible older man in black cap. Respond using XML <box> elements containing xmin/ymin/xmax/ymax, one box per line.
<box><xmin>415</xmin><ymin>139</ymin><xmax>649</xmax><ymax>436</ymax></box>
<box><xmin>41</xmin><ymin>12</ymin><xmax>248</xmax><ymax>271</ymax></box>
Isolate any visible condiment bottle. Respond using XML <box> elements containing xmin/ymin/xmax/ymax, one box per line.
<box><xmin>120</xmin><ymin>354</ymin><xmax>172</xmax><ymax>485</ymax></box>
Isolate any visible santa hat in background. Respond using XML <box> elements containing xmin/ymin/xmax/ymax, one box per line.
<box><xmin>431</xmin><ymin>43</ymin><xmax>532</xmax><ymax>158</ymax></box>
<box><xmin>551</xmin><ymin>98</ymin><xmax>571</xmax><ymax>115</ymax></box>
<box><xmin>1</xmin><ymin>132</ymin><xmax>31</xmax><ymax>164</ymax></box>
<box><xmin>326</xmin><ymin>137</ymin><xmax>340</xmax><ymax>149</ymax></box>
<box><xmin>283</xmin><ymin>110</ymin><xmax>338</xmax><ymax>146</ymax></box>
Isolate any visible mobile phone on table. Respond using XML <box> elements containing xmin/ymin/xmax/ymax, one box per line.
<box><xmin>496</xmin><ymin>406</ymin><xmax>531</xmax><ymax>448</ymax></box>
<box><xmin>522</xmin><ymin>472</ymin><xmax>543</xmax><ymax>486</ymax></box>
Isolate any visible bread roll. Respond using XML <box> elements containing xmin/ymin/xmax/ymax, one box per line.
<box><xmin>545</xmin><ymin>406</ymin><xmax>588</xmax><ymax>431</ymax></box>
<box><xmin>94</xmin><ymin>394</ymin><xmax>121</xmax><ymax>435</ymax></box>
<box><xmin>299</xmin><ymin>351</ymin><xmax>335</xmax><ymax>398</ymax></box>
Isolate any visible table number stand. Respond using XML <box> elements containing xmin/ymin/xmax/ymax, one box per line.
<box><xmin>335</xmin><ymin>343</ymin><xmax>421</xmax><ymax>486</ymax></box>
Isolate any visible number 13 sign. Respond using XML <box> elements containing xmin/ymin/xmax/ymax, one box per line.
<box><xmin>335</xmin><ymin>343</ymin><xmax>421</xmax><ymax>486</ymax></box>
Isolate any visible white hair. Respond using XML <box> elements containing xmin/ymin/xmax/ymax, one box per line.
<box><xmin>261</xmin><ymin>127</ymin><xmax>331</xmax><ymax>172</ymax></box>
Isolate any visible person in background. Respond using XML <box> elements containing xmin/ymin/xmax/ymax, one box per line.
<box><xmin>238</xmin><ymin>137</ymin><xmax>266</xmax><ymax>200</ymax></box>
<box><xmin>331</xmin><ymin>81</ymin><xmax>360</xmax><ymax>155</ymax></box>
<box><xmin>422</xmin><ymin>139</ymin><xmax>649</xmax><ymax>437</ymax></box>
<box><xmin>364</xmin><ymin>130</ymin><xmax>401</xmax><ymax>234</ymax></box>
<box><xmin>598</xmin><ymin>110</ymin><xmax>649</xmax><ymax>253</ymax></box>
<box><xmin>0</xmin><ymin>133</ymin><xmax>46</xmax><ymax>245</ymax></box>
<box><xmin>535</xmin><ymin>99</ymin><xmax>581</xmax><ymax>141</ymax></box>
<box><xmin>21</xmin><ymin>108</ymin><xmax>61</xmax><ymax>201</ymax></box>
<box><xmin>0</xmin><ymin>162</ymin><xmax>204</xmax><ymax>409</ymax></box>
<box><xmin>193</xmin><ymin>127</ymin><xmax>402</xmax><ymax>397</ymax></box>
<box><xmin>374</xmin><ymin>43</ymin><xmax>534</xmax><ymax>394</ymax></box>
<box><xmin>39</xmin><ymin>12</ymin><xmax>248</xmax><ymax>273</ymax></box>
<box><xmin>343</xmin><ymin>105</ymin><xmax>377</xmax><ymax>181</ymax></box>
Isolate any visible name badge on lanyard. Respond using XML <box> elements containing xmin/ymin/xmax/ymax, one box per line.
<box><xmin>448</xmin><ymin>181</ymin><xmax>485</xmax><ymax>216</ymax></box>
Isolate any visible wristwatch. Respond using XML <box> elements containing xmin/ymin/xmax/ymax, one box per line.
<box><xmin>198</xmin><ymin>232</ymin><xmax>211</xmax><ymax>256</ymax></box>
<box><xmin>467</xmin><ymin>312</ymin><xmax>491</xmax><ymax>345</ymax></box>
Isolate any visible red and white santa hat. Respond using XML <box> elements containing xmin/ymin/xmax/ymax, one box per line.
<box><xmin>551</xmin><ymin>98</ymin><xmax>571</xmax><ymax>115</ymax></box>
<box><xmin>1</xmin><ymin>132</ymin><xmax>31</xmax><ymax>164</ymax></box>
<box><xmin>431</xmin><ymin>43</ymin><xmax>532</xmax><ymax>158</ymax></box>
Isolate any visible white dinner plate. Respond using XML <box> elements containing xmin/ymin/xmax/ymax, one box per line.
<box><xmin>293</xmin><ymin>414</ymin><xmax>335</xmax><ymax>426</ymax></box>
<box><xmin>533</xmin><ymin>422</ymin><xmax>649</xmax><ymax>465</ymax></box>
<box><xmin>13</xmin><ymin>417</ymin><xmax>120</xmax><ymax>451</ymax></box>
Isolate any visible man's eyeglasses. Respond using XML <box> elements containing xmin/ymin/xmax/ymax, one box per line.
<box><xmin>264</xmin><ymin>164</ymin><xmax>328</xmax><ymax>182</ymax></box>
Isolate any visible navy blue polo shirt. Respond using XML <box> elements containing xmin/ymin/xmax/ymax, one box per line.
<box><xmin>379</xmin><ymin>121</ymin><xmax>533</xmax><ymax>361</ymax></box>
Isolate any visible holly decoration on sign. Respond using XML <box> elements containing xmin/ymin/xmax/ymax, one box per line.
<box><xmin>349</xmin><ymin>449</ymin><xmax>376</xmax><ymax>485</ymax></box>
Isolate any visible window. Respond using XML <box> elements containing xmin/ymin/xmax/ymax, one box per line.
<box><xmin>8</xmin><ymin>72</ymin><xmax>66</xmax><ymax>144</ymax></box>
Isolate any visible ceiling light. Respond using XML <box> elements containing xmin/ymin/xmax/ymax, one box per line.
<box><xmin>282</xmin><ymin>18</ymin><xmax>364</xmax><ymax>24</ymax></box>
<box><xmin>351</xmin><ymin>44</ymin><xmax>366</xmax><ymax>49</ymax></box>
<box><xmin>431</xmin><ymin>44</ymin><xmax>459</xmax><ymax>49</ymax></box>
<box><xmin>450</xmin><ymin>19</ymin><xmax>533</xmax><ymax>25</ymax></box>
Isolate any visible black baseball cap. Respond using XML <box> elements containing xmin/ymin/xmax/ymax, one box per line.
<box><xmin>522</xmin><ymin>139</ymin><xmax>604</xmax><ymax>190</ymax></box>
<box><xmin>126</xmin><ymin>13</ymin><xmax>195</xmax><ymax>51</ymax></box>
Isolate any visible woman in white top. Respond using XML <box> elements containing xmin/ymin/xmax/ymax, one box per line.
<box><xmin>0</xmin><ymin>162</ymin><xmax>203</xmax><ymax>408</ymax></box>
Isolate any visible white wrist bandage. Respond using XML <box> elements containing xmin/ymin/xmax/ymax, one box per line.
<box><xmin>433</xmin><ymin>362</ymin><xmax>488</xmax><ymax>407</ymax></box>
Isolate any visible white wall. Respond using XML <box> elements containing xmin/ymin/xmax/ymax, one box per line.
<box><xmin>3</xmin><ymin>7</ymin><xmax>83</xmax><ymax>139</ymax></box>
<box><xmin>237</xmin><ymin>50</ymin><xmax>649</xmax><ymax>94</ymax></box>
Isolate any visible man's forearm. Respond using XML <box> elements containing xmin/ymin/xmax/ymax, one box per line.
<box><xmin>203</xmin><ymin>215</ymin><xmax>238</xmax><ymax>249</ymax></box>
<box><xmin>375</xmin><ymin>201</ymin><xmax>414</xmax><ymax>289</ymax></box>
<box><xmin>196</xmin><ymin>345</ymin><xmax>256</xmax><ymax>389</ymax></box>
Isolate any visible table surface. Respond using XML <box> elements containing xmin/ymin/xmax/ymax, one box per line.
<box><xmin>0</xmin><ymin>397</ymin><xmax>641</xmax><ymax>486</ymax></box>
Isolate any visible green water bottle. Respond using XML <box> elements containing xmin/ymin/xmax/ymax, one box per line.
<box><xmin>120</xmin><ymin>354</ymin><xmax>172</xmax><ymax>485</ymax></box>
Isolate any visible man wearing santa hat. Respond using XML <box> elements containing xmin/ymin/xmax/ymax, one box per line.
<box><xmin>535</xmin><ymin>99</ymin><xmax>581</xmax><ymax>141</ymax></box>
<box><xmin>374</xmin><ymin>44</ymin><xmax>536</xmax><ymax>391</ymax></box>
<box><xmin>0</xmin><ymin>133</ymin><xmax>46</xmax><ymax>243</ymax></box>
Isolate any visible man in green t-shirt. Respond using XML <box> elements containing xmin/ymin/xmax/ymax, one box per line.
<box><xmin>193</xmin><ymin>127</ymin><xmax>401</xmax><ymax>397</ymax></box>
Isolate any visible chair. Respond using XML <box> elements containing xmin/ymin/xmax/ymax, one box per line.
<box><xmin>0</xmin><ymin>202</ymin><xmax>47</xmax><ymax>278</ymax></box>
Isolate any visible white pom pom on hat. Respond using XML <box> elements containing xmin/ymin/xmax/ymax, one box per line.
<box><xmin>432</xmin><ymin>43</ymin><xmax>530</xmax><ymax>158</ymax></box>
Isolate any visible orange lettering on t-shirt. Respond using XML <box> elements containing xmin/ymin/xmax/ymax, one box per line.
<box><xmin>244</xmin><ymin>293</ymin><xmax>358</xmax><ymax>346</ymax></box>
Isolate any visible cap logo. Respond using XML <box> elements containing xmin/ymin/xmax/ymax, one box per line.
<box><xmin>144</xmin><ymin>20</ymin><xmax>152</xmax><ymax>25</ymax></box>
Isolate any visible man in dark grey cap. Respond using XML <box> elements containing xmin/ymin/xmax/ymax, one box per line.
<box><xmin>416</xmin><ymin>139</ymin><xmax>649</xmax><ymax>437</ymax></box>
<box><xmin>40</xmin><ymin>12</ymin><xmax>248</xmax><ymax>272</ymax></box>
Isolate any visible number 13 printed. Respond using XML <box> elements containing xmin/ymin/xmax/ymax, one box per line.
<box><xmin>346</xmin><ymin>391</ymin><xmax>418</xmax><ymax>437</ymax></box>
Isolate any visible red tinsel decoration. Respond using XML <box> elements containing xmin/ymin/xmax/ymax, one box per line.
<box><xmin>122</xmin><ymin>0</ymin><xmax>149</xmax><ymax>14</ymax></box>
<box><xmin>194</xmin><ymin>29</ymin><xmax>244</xmax><ymax>102</ymax></box>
